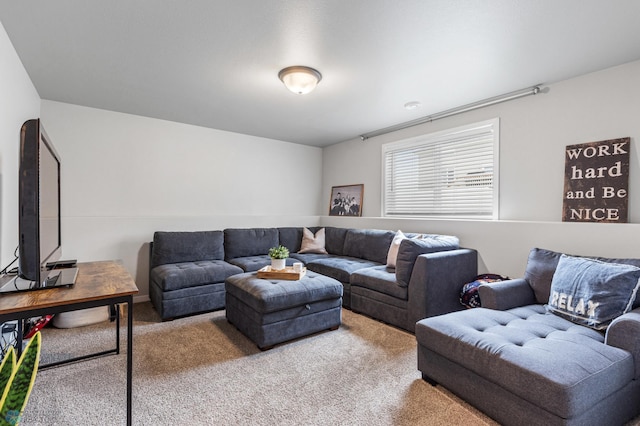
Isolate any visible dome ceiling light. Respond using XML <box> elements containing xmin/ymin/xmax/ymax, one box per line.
<box><xmin>278</xmin><ymin>66</ymin><xmax>322</xmax><ymax>95</ymax></box>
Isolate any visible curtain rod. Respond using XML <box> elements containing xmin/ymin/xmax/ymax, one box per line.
<box><xmin>359</xmin><ymin>85</ymin><xmax>542</xmax><ymax>141</ymax></box>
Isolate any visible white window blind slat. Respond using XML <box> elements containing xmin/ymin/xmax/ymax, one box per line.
<box><xmin>382</xmin><ymin>118</ymin><xmax>499</xmax><ymax>219</ymax></box>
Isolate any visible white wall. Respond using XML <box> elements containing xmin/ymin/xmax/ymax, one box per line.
<box><xmin>41</xmin><ymin>101</ymin><xmax>323</xmax><ymax>300</ymax></box>
<box><xmin>0</xmin><ymin>22</ymin><xmax>40</xmax><ymax>268</ymax></box>
<box><xmin>322</xmin><ymin>60</ymin><xmax>640</xmax><ymax>279</ymax></box>
<box><xmin>6</xmin><ymin>20</ymin><xmax>640</xmax><ymax>300</ymax></box>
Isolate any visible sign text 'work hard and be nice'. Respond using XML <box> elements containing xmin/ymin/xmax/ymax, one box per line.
<box><xmin>563</xmin><ymin>137</ymin><xmax>630</xmax><ymax>223</ymax></box>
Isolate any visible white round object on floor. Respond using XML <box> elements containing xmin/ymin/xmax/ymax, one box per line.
<box><xmin>52</xmin><ymin>306</ymin><xmax>110</xmax><ymax>328</ymax></box>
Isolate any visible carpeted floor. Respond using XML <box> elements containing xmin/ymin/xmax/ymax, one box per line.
<box><xmin>20</xmin><ymin>303</ymin><xmax>496</xmax><ymax>425</ymax></box>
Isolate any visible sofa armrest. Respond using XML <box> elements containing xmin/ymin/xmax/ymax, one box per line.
<box><xmin>478</xmin><ymin>278</ymin><xmax>536</xmax><ymax>311</ymax></box>
<box><xmin>407</xmin><ymin>248</ymin><xmax>477</xmax><ymax>332</ymax></box>
<box><xmin>606</xmin><ymin>307</ymin><xmax>640</xmax><ymax>379</ymax></box>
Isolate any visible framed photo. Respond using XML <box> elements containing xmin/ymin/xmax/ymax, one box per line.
<box><xmin>329</xmin><ymin>184</ymin><xmax>364</xmax><ymax>216</ymax></box>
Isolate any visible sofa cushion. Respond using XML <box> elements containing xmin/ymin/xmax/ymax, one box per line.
<box><xmin>546</xmin><ymin>254</ymin><xmax>640</xmax><ymax>330</ymax></box>
<box><xmin>416</xmin><ymin>305</ymin><xmax>635</xmax><ymax>419</ymax></box>
<box><xmin>278</xmin><ymin>227</ymin><xmax>304</xmax><ymax>253</ymax></box>
<box><xmin>228</xmin><ymin>255</ymin><xmax>295</xmax><ymax>272</ymax></box>
<box><xmin>324</xmin><ymin>227</ymin><xmax>350</xmax><ymax>256</ymax></box>
<box><xmin>395</xmin><ymin>235</ymin><xmax>460</xmax><ymax>287</ymax></box>
<box><xmin>298</xmin><ymin>227</ymin><xmax>328</xmax><ymax>254</ymax></box>
<box><xmin>524</xmin><ymin>248</ymin><xmax>640</xmax><ymax>305</ymax></box>
<box><xmin>151</xmin><ymin>260</ymin><xmax>243</xmax><ymax>291</ymax></box>
<box><xmin>151</xmin><ymin>231</ymin><xmax>224</xmax><ymax>268</ymax></box>
<box><xmin>524</xmin><ymin>248</ymin><xmax>565</xmax><ymax>304</ymax></box>
<box><xmin>306</xmin><ymin>256</ymin><xmax>381</xmax><ymax>283</ymax></box>
<box><xmin>289</xmin><ymin>252</ymin><xmax>331</xmax><ymax>264</ymax></box>
<box><xmin>224</xmin><ymin>228</ymin><xmax>279</xmax><ymax>260</ymax></box>
<box><xmin>225</xmin><ymin>271</ymin><xmax>343</xmax><ymax>314</ymax></box>
<box><xmin>343</xmin><ymin>229</ymin><xmax>395</xmax><ymax>264</ymax></box>
<box><xmin>350</xmin><ymin>266</ymin><xmax>408</xmax><ymax>300</ymax></box>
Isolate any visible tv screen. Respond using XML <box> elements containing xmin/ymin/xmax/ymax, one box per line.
<box><xmin>0</xmin><ymin>118</ymin><xmax>77</xmax><ymax>293</ymax></box>
<box><xmin>18</xmin><ymin>119</ymin><xmax>60</xmax><ymax>282</ymax></box>
<box><xmin>37</xmin><ymin>130</ymin><xmax>61</xmax><ymax>269</ymax></box>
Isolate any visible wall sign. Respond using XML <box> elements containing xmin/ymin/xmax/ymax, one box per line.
<box><xmin>562</xmin><ymin>137</ymin><xmax>630</xmax><ymax>223</ymax></box>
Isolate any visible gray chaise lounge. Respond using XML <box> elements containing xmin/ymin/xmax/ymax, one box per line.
<box><xmin>416</xmin><ymin>248</ymin><xmax>640</xmax><ymax>426</ymax></box>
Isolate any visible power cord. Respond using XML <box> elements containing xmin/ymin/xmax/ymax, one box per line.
<box><xmin>0</xmin><ymin>246</ymin><xmax>19</xmax><ymax>275</ymax></box>
<box><xmin>0</xmin><ymin>247</ymin><xmax>41</xmax><ymax>356</ymax></box>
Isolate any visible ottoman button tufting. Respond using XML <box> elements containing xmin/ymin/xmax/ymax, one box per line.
<box><xmin>225</xmin><ymin>271</ymin><xmax>343</xmax><ymax>350</ymax></box>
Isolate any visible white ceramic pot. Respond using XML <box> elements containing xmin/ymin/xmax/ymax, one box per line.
<box><xmin>271</xmin><ymin>258</ymin><xmax>286</xmax><ymax>271</ymax></box>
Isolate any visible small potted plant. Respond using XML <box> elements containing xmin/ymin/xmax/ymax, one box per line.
<box><xmin>268</xmin><ymin>245</ymin><xmax>289</xmax><ymax>271</ymax></box>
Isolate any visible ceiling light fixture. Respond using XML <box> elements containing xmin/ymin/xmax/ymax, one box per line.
<box><xmin>278</xmin><ymin>66</ymin><xmax>322</xmax><ymax>95</ymax></box>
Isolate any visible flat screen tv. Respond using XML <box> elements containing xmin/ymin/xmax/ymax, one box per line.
<box><xmin>0</xmin><ymin>119</ymin><xmax>77</xmax><ymax>294</ymax></box>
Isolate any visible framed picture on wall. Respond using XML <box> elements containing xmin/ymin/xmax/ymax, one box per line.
<box><xmin>329</xmin><ymin>184</ymin><xmax>364</xmax><ymax>216</ymax></box>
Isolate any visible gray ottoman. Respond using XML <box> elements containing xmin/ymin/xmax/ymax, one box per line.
<box><xmin>225</xmin><ymin>271</ymin><xmax>343</xmax><ymax>350</ymax></box>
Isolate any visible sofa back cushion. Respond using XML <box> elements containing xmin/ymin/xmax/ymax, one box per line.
<box><xmin>324</xmin><ymin>227</ymin><xmax>350</xmax><ymax>256</ymax></box>
<box><xmin>278</xmin><ymin>227</ymin><xmax>304</xmax><ymax>253</ymax></box>
<box><xmin>524</xmin><ymin>248</ymin><xmax>563</xmax><ymax>304</ymax></box>
<box><xmin>224</xmin><ymin>228</ymin><xmax>279</xmax><ymax>260</ymax></box>
<box><xmin>525</xmin><ymin>247</ymin><xmax>640</xmax><ymax>305</ymax></box>
<box><xmin>151</xmin><ymin>231</ymin><xmax>224</xmax><ymax>268</ymax></box>
<box><xmin>386</xmin><ymin>230</ymin><xmax>419</xmax><ymax>269</ymax></box>
<box><xmin>343</xmin><ymin>229</ymin><xmax>395</xmax><ymax>264</ymax></box>
<box><xmin>395</xmin><ymin>234</ymin><xmax>460</xmax><ymax>287</ymax></box>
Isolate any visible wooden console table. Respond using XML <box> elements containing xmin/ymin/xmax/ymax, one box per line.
<box><xmin>0</xmin><ymin>260</ymin><xmax>138</xmax><ymax>425</ymax></box>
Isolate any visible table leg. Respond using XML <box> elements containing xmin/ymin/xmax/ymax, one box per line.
<box><xmin>116</xmin><ymin>305</ymin><xmax>120</xmax><ymax>355</ymax></box>
<box><xmin>127</xmin><ymin>298</ymin><xmax>133</xmax><ymax>426</ymax></box>
<box><xmin>16</xmin><ymin>320</ymin><xmax>24</xmax><ymax>356</ymax></box>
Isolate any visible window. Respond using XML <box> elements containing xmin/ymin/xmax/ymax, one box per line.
<box><xmin>382</xmin><ymin>118</ymin><xmax>499</xmax><ymax>219</ymax></box>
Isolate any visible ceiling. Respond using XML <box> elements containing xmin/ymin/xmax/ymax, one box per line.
<box><xmin>2</xmin><ymin>1</ymin><xmax>640</xmax><ymax>147</ymax></box>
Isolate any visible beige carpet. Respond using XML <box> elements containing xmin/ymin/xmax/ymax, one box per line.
<box><xmin>21</xmin><ymin>303</ymin><xmax>498</xmax><ymax>425</ymax></box>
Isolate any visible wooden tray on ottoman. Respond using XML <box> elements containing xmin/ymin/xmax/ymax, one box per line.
<box><xmin>257</xmin><ymin>266</ymin><xmax>306</xmax><ymax>280</ymax></box>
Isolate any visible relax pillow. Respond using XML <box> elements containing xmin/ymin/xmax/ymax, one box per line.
<box><xmin>298</xmin><ymin>227</ymin><xmax>328</xmax><ymax>254</ymax></box>
<box><xmin>524</xmin><ymin>247</ymin><xmax>640</xmax><ymax>306</ymax></box>
<box><xmin>546</xmin><ymin>254</ymin><xmax>640</xmax><ymax>330</ymax></box>
<box><xmin>395</xmin><ymin>234</ymin><xmax>460</xmax><ymax>287</ymax></box>
<box><xmin>386</xmin><ymin>230</ymin><xmax>407</xmax><ymax>269</ymax></box>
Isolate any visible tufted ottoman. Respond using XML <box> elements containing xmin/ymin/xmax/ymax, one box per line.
<box><xmin>225</xmin><ymin>271</ymin><xmax>343</xmax><ymax>350</ymax></box>
<box><xmin>416</xmin><ymin>305</ymin><xmax>639</xmax><ymax>426</ymax></box>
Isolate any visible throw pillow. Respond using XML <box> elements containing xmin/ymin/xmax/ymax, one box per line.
<box><xmin>386</xmin><ymin>230</ymin><xmax>407</xmax><ymax>269</ymax></box>
<box><xmin>546</xmin><ymin>254</ymin><xmax>640</xmax><ymax>330</ymax></box>
<box><xmin>298</xmin><ymin>227</ymin><xmax>328</xmax><ymax>254</ymax></box>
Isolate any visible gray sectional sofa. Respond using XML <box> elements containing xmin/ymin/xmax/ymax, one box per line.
<box><xmin>149</xmin><ymin>226</ymin><xmax>477</xmax><ymax>331</ymax></box>
<box><xmin>416</xmin><ymin>248</ymin><xmax>640</xmax><ymax>425</ymax></box>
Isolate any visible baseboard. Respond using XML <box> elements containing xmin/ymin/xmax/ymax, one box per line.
<box><xmin>134</xmin><ymin>294</ymin><xmax>150</xmax><ymax>304</ymax></box>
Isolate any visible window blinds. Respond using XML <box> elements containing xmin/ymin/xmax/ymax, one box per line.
<box><xmin>382</xmin><ymin>118</ymin><xmax>499</xmax><ymax>219</ymax></box>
